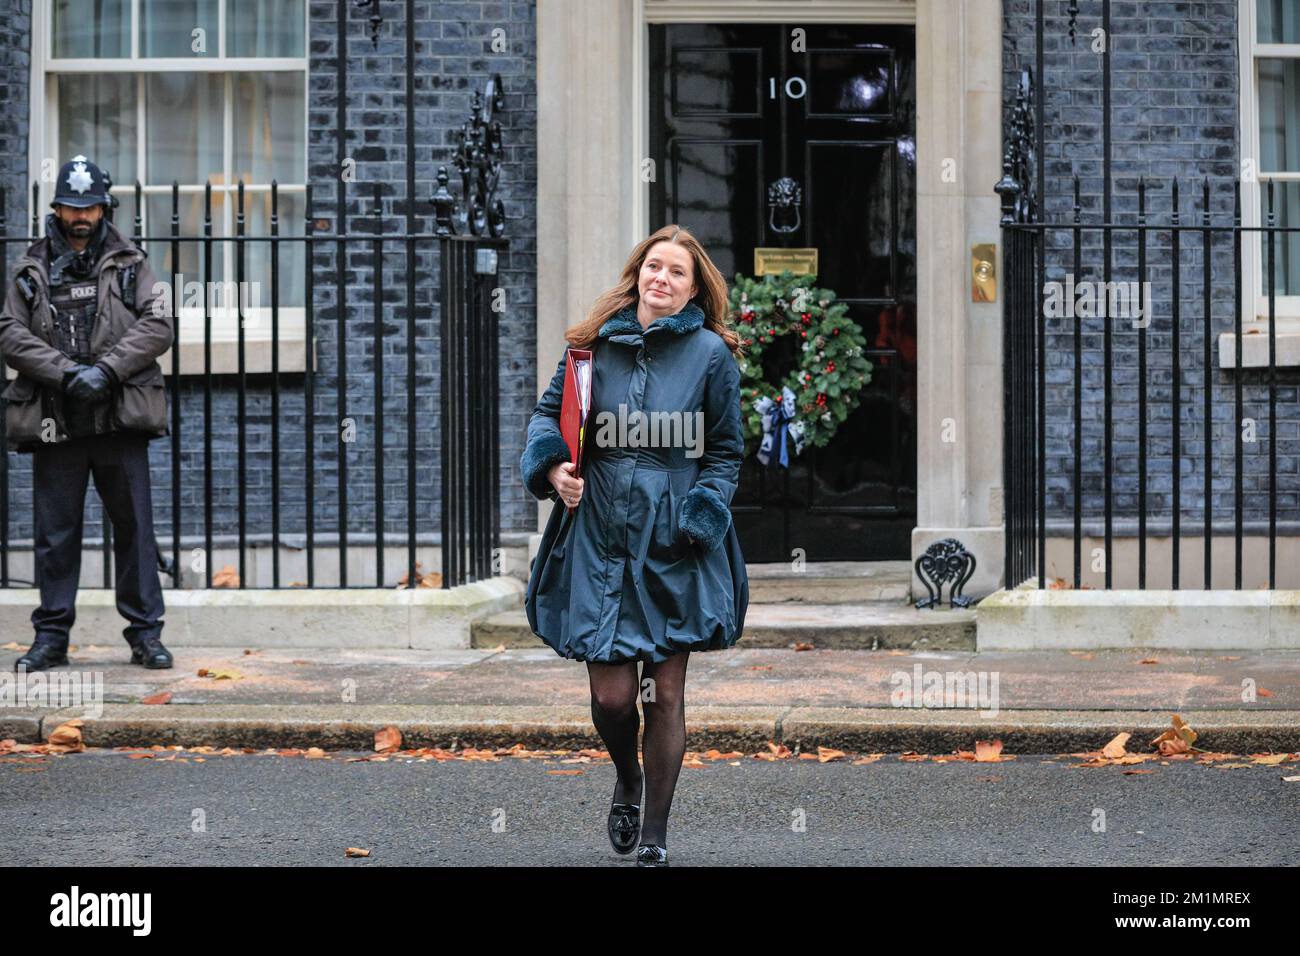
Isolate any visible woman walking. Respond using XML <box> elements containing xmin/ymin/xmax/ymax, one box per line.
<box><xmin>520</xmin><ymin>224</ymin><xmax>749</xmax><ymax>866</ymax></box>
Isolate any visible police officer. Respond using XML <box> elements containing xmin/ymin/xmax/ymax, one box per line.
<box><xmin>0</xmin><ymin>155</ymin><xmax>174</xmax><ymax>672</ymax></box>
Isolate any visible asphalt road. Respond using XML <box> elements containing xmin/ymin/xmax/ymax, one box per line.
<box><xmin>2</xmin><ymin>750</ymin><xmax>1298</xmax><ymax>866</ymax></box>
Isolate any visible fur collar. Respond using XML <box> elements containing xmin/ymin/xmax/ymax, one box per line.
<box><xmin>597</xmin><ymin>300</ymin><xmax>705</xmax><ymax>339</ymax></box>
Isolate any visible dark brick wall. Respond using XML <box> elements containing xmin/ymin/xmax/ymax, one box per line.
<box><xmin>0</xmin><ymin>1</ymin><xmax>31</xmax><ymax>269</ymax></box>
<box><xmin>1002</xmin><ymin>0</ymin><xmax>1265</xmax><ymax>534</ymax></box>
<box><xmin>0</xmin><ymin>1</ymin><xmax>538</xmax><ymax>564</ymax></box>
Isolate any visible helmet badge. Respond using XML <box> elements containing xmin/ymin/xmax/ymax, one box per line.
<box><xmin>67</xmin><ymin>161</ymin><xmax>94</xmax><ymax>195</ymax></box>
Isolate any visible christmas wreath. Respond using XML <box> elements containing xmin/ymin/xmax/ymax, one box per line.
<box><xmin>729</xmin><ymin>271</ymin><xmax>872</xmax><ymax>466</ymax></box>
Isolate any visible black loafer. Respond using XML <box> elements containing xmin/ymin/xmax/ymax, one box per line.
<box><xmin>129</xmin><ymin>637</ymin><xmax>174</xmax><ymax>669</ymax></box>
<box><xmin>608</xmin><ymin>802</ymin><xmax>641</xmax><ymax>855</ymax></box>
<box><xmin>14</xmin><ymin>640</ymin><xmax>69</xmax><ymax>672</ymax></box>
<box><xmin>636</xmin><ymin>844</ymin><xmax>668</xmax><ymax>867</ymax></box>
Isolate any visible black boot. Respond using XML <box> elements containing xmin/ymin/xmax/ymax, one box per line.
<box><xmin>15</xmin><ymin>639</ymin><xmax>69</xmax><ymax>672</ymax></box>
<box><xmin>129</xmin><ymin>636</ymin><xmax>173</xmax><ymax>669</ymax></box>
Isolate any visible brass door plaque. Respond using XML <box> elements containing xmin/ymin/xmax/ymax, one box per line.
<box><xmin>754</xmin><ymin>248</ymin><xmax>818</xmax><ymax>276</ymax></box>
<box><xmin>972</xmin><ymin>243</ymin><xmax>996</xmax><ymax>302</ymax></box>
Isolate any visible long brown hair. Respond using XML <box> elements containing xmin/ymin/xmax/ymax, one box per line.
<box><xmin>564</xmin><ymin>224</ymin><xmax>743</xmax><ymax>356</ymax></box>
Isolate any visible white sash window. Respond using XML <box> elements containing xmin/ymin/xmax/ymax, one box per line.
<box><xmin>27</xmin><ymin>0</ymin><xmax>311</xmax><ymax>375</ymax></box>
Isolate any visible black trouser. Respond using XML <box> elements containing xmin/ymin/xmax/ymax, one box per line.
<box><xmin>29</xmin><ymin>432</ymin><xmax>165</xmax><ymax>647</ymax></box>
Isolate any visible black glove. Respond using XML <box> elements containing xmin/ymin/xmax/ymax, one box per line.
<box><xmin>66</xmin><ymin>364</ymin><xmax>114</xmax><ymax>404</ymax></box>
<box><xmin>61</xmin><ymin>364</ymin><xmax>89</xmax><ymax>393</ymax></box>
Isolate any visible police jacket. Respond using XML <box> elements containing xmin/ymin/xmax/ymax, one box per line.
<box><xmin>0</xmin><ymin>219</ymin><xmax>173</xmax><ymax>452</ymax></box>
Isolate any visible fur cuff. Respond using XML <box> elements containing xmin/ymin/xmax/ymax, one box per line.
<box><xmin>678</xmin><ymin>485</ymin><xmax>731</xmax><ymax>553</ymax></box>
<box><xmin>521</xmin><ymin>431</ymin><xmax>571</xmax><ymax>500</ymax></box>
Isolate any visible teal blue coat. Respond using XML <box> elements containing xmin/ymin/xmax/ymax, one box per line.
<box><xmin>519</xmin><ymin>300</ymin><xmax>749</xmax><ymax>663</ymax></box>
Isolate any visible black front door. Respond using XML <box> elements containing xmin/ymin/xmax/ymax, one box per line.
<box><xmin>649</xmin><ymin>22</ymin><xmax>917</xmax><ymax>563</ymax></box>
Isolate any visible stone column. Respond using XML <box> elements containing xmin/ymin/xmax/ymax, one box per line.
<box><xmin>912</xmin><ymin>0</ymin><xmax>1006</xmax><ymax>597</ymax></box>
<box><xmin>533</xmin><ymin>0</ymin><xmax>641</xmax><ymax>536</ymax></box>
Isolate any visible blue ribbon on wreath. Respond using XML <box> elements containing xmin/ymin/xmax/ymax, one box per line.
<box><xmin>755</xmin><ymin>385</ymin><xmax>803</xmax><ymax>469</ymax></box>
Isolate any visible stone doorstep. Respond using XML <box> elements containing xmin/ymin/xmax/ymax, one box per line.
<box><xmin>520</xmin><ymin>546</ymin><xmax>920</xmax><ymax>606</ymax></box>
<box><xmin>474</xmin><ymin>604</ymin><xmax>977</xmax><ymax>651</ymax></box>
<box><xmin>0</xmin><ymin>577</ymin><xmax>525</xmax><ymax>650</ymax></box>
<box><xmin>978</xmin><ymin>587</ymin><xmax>1300</xmax><ymax>650</ymax></box>
<box><xmin>745</xmin><ymin>560</ymin><xmax>914</xmax><ymax>604</ymax></box>
<box><xmin>20</xmin><ymin>705</ymin><xmax>1300</xmax><ymax>754</ymax></box>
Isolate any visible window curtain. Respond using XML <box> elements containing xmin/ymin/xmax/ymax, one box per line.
<box><xmin>1259</xmin><ymin>59</ymin><xmax>1300</xmax><ymax>293</ymax></box>
<box><xmin>1259</xmin><ymin>0</ymin><xmax>1300</xmax><ymax>44</ymax></box>
<box><xmin>233</xmin><ymin>72</ymin><xmax>304</xmax><ymax>185</ymax></box>
<box><xmin>141</xmin><ymin>0</ymin><xmax>220</xmax><ymax>57</ymax></box>
<box><xmin>52</xmin><ymin>0</ymin><xmax>130</xmax><ymax>58</ymax></box>
<box><xmin>145</xmin><ymin>73</ymin><xmax>223</xmax><ymax>185</ymax></box>
<box><xmin>57</xmin><ymin>75</ymin><xmax>137</xmax><ymax>185</ymax></box>
<box><xmin>228</xmin><ymin>0</ymin><xmax>305</xmax><ymax>57</ymax></box>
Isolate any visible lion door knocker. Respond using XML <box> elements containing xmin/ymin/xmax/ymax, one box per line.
<box><xmin>767</xmin><ymin>176</ymin><xmax>802</xmax><ymax>234</ymax></box>
<box><xmin>914</xmin><ymin>538</ymin><xmax>977</xmax><ymax>609</ymax></box>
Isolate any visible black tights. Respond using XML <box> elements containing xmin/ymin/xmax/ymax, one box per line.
<box><xmin>586</xmin><ymin>652</ymin><xmax>689</xmax><ymax>848</ymax></box>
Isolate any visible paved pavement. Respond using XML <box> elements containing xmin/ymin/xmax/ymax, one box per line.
<box><xmin>3</xmin><ymin>642</ymin><xmax>1300</xmax><ymax>753</ymax></box>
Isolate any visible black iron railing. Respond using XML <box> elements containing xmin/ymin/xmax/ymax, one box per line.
<box><xmin>999</xmin><ymin>54</ymin><xmax>1300</xmax><ymax>590</ymax></box>
<box><xmin>0</xmin><ymin>73</ymin><xmax>509</xmax><ymax>591</ymax></box>
<box><xmin>2</xmin><ymin>5</ymin><xmax>512</xmax><ymax>591</ymax></box>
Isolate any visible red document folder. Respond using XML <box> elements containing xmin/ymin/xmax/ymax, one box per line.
<box><xmin>559</xmin><ymin>348</ymin><xmax>593</xmax><ymax>515</ymax></box>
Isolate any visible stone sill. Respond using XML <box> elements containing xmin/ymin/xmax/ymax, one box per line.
<box><xmin>1218</xmin><ymin>323</ymin><xmax>1300</xmax><ymax>368</ymax></box>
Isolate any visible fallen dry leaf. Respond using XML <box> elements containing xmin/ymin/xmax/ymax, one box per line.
<box><xmin>344</xmin><ymin>847</ymin><xmax>370</xmax><ymax>858</ymax></box>
<box><xmin>141</xmin><ymin>691</ymin><xmax>172</xmax><ymax>705</ymax></box>
<box><xmin>46</xmin><ymin>720</ymin><xmax>85</xmax><ymax>753</ymax></box>
<box><xmin>975</xmin><ymin>739</ymin><xmax>1006</xmax><ymax>762</ymax></box>
<box><xmin>793</xmin><ymin>642</ymin><xmax>815</xmax><ymax>651</ymax></box>
<box><xmin>395</xmin><ymin>562</ymin><xmax>443</xmax><ymax>589</ymax></box>
<box><xmin>547</xmin><ymin>768</ymin><xmax>584</xmax><ymax>775</ymax></box>
<box><xmin>752</xmin><ymin>742</ymin><xmax>792</xmax><ymax>761</ymax></box>
<box><xmin>1151</xmin><ymin>714</ymin><xmax>1199</xmax><ymax>755</ymax></box>
<box><xmin>1138</xmin><ymin>658</ymin><xmax>1159</xmax><ymax>665</ymax></box>
<box><xmin>1251</xmin><ymin>753</ymin><xmax>1289</xmax><ymax>766</ymax></box>
<box><xmin>817</xmin><ymin>747</ymin><xmax>847</xmax><ymax>763</ymax></box>
<box><xmin>212</xmin><ymin>565</ymin><xmax>240</xmax><ymax>588</ymax></box>
<box><xmin>374</xmin><ymin>726</ymin><xmax>402</xmax><ymax>754</ymax></box>
<box><xmin>1102</xmin><ymin>732</ymin><xmax>1131</xmax><ymax>759</ymax></box>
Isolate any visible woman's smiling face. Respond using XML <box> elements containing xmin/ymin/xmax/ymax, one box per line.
<box><xmin>637</xmin><ymin>241</ymin><xmax>697</xmax><ymax>319</ymax></box>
